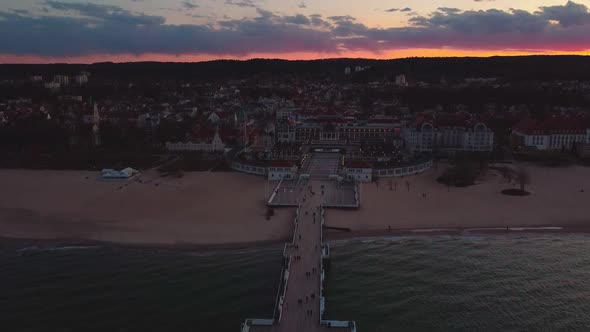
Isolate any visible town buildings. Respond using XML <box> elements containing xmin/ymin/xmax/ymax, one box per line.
<box><xmin>53</xmin><ymin>75</ymin><xmax>69</xmax><ymax>86</ymax></box>
<box><xmin>166</xmin><ymin>127</ymin><xmax>226</xmax><ymax>152</ymax></box>
<box><xmin>74</xmin><ymin>74</ymin><xmax>89</xmax><ymax>85</ymax></box>
<box><xmin>277</xmin><ymin>115</ymin><xmax>402</xmax><ymax>145</ymax></box>
<box><xmin>275</xmin><ymin>112</ymin><xmax>495</xmax><ymax>154</ymax></box>
<box><xmin>402</xmin><ymin>113</ymin><xmax>495</xmax><ymax>153</ymax></box>
<box><xmin>395</xmin><ymin>74</ymin><xmax>407</xmax><ymax>87</ymax></box>
<box><xmin>512</xmin><ymin>116</ymin><xmax>590</xmax><ymax>151</ymax></box>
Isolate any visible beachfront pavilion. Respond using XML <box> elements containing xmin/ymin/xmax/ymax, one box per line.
<box><xmin>100</xmin><ymin>167</ymin><xmax>139</xmax><ymax>180</ymax></box>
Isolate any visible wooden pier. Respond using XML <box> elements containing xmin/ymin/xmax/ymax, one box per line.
<box><xmin>241</xmin><ymin>181</ymin><xmax>356</xmax><ymax>332</ymax></box>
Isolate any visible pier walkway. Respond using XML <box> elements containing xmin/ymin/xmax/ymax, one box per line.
<box><xmin>242</xmin><ymin>181</ymin><xmax>356</xmax><ymax>332</ymax></box>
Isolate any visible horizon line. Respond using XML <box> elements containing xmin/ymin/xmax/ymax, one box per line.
<box><xmin>2</xmin><ymin>54</ymin><xmax>590</xmax><ymax>66</ymax></box>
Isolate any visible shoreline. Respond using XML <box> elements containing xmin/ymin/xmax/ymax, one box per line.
<box><xmin>0</xmin><ymin>236</ymin><xmax>287</xmax><ymax>252</ymax></box>
<box><xmin>3</xmin><ymin>224</ymin><xmax>590</xmax><ymax>252</ymax></box>
<box><xmin>325</xmin><ymin>224</ymin><xmax>590</xmax><ymax>240</ymax></box>
<box><xmin>1</xmin><ymin>165</ymin><xmax>590</xmax><ymax>248</ymax></box>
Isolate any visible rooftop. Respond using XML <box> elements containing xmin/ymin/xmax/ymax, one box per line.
<box><xmin>514</xmin><ymin>115</ymin><xmax>590</xmax><ymax>135</ymax></box>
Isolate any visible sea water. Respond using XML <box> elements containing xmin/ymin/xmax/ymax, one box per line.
<box><xmin>2</xmin><ymin>234</ymin><xmax>590</xmax><ymax>331</ymax></box>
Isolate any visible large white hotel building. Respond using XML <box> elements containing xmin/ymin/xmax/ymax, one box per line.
<box><xmin>276</xmin><ymin>112</ymin><xmax>495</xmax><ymax>153</ymax></box>
<box><xmin>512</xmin><ymin>116</ymin><xmax>590</xmax><ymax>151</ymax></box>
<box><xmin>402</xmin><ymin>114</ymin><xmax>495</xmax><ymax>153</ymax></box>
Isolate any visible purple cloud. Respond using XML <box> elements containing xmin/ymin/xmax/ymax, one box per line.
<box><xmin>2</xmin><ymin>1</ymin><xmax>590</xmax><ymax>58</ymax></box>
<box><xmin>224</xmin><ymin>0</ymin><xmax>257</xmax><ymax>8</ymax></box>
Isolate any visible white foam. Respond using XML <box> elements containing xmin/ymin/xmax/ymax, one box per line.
<box><xmin>410</xmin><ymin>228</ymin><xmax>457</xmax><ymax>233</ymax></box>
<box><xmin>17</xmin><ymin>245</ymin><xmax>99</xmax><ymax>252</ymax></box>
<box><xmin>509</xmin><ymin>227</ymin><xmax>563</xmax><ymax>231</ymax></box>
<box><xmin>465</xmin><ymin>226</ymin><xmax>563</xmax><ymax>232</ymax></box>
<box><xmin>465</xmin><ymin>227</ymin><xmax>506</xmax><ymax>232</ymax></box>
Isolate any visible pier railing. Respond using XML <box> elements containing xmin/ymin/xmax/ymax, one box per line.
<box><xmin>278</xmin><ymin>203</ymin><xmax>302</xmax><ymax>323</ymax></box>
<box><xmin>318</xmin><ymin>205</ymin><xmax>357</xmax><ymax>331</ymax></box>
<box><xmin>354</xmin><ymin>180</ymin><xmax>360</xmax><ymax>207</ymax></box>
<box><xmin>241</xmin><ymin>198</ymin><xmax>356</xmax><ymax>332</ymax></box>
<box><xmin>241</xmin><ymin>319</ymin><xmax>274</xmax><ymax>332</ymax></box>
<box><xmin>267</xmin><ymin>178</ymin><xmax>285</xmax><ymax>205</ymax></box>
<box><xmin>322</xmin><ymin>182</ymin><xmax>360</xmax><ymax>209</ymax></box>
<box><xmin>243</xmin><ymin>203</ymin><xmax>302</xmax><ymax>330</ymax></box>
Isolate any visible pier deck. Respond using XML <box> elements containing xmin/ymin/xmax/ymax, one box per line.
<box><xmin>243</xmin><ymin>181</ymin><xmax>356</xmax><ymax>332</ymax></box>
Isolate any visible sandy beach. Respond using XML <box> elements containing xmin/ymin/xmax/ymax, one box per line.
<box><xmin>1</xmin><ymin>164</ymin><xmax>590</xmax><ymax>247</ymax></box>
<box><xmin>329</xmin><ymin>164</ymin><xmax>590</xmax><ymax>233</ymax></box>
<box><xmin>0</xmin><ymin>170</ymin><xmax>293</xmax><ymax>246</ymax></box>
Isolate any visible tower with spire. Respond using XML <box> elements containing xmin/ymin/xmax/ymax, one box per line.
<box><xmin>92</xmin><ymin>103</ymin><xmax>101</xmax><ymax>146</ymax></box>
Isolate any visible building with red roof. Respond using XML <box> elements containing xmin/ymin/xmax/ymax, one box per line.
<box><xmin>512</xmin><ymin>116</ymin><xmax>590</xmax><ymax>150</ymax></box>
<box><xmin>291</xmin><ymin>116</ymin><xmax>401</xmax><ymax>144</ymax></box>
<box><xmin>402</xmin><ymin>112</ymin><xmax>494</xmax><ymax>153</ymax></box>
<box><xmin>166</xmin><ymin>126</ymin><xmax>226</xmax><ymax>152</ymax></box>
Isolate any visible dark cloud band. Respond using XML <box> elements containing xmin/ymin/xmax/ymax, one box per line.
<box><xmin>1</xmin><ymin>1</ymin><xmax>590</xmax><ymax>58</ymax></box>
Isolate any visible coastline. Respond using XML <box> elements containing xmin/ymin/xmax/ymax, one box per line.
<box><xmin>1</xmin><ymin>164</ymin><xmax>590</xmax><ymax>249</ymax></box>
<box><xmin>326</xmin><ymin>224</ymin><xmax>590</xmax><ymax>240</ymax></box>
<box><xmin>0</xmin><ymin>235</ymin><xmax>286</xmax><ymax>252</ymax></box>
<box><xmin>3</xmin><ymin>224</ymin><xmax>590</xmax><ymax>253</ymax></box>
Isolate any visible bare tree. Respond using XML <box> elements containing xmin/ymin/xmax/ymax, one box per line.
<box><xmin>514</xmin><ymin>166</ymin><xmax>531</xmax><ymax>192</ymax></box>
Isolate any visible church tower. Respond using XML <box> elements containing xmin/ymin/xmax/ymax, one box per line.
<box><xmin>92</xmin><ymin>103</ymin><xmax>101</xmax><ymax>146</ymax></box>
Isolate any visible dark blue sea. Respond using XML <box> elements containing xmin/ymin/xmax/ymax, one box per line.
<box><xmin>2</xmin><ymin>234</ymin><xmax>590</xmax><ymax>332</ymax></box>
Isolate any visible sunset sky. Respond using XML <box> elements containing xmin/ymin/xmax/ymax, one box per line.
<box><xmin>1</xmin><ymin>0</ymin><xmax>590</xmax><ymax>63</ymax></box>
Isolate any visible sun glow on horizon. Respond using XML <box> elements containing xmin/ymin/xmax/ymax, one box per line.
<box><xmin>2</xmin><ymin>48</ymin><xmax>590</xmax><ymax>64</ymax></box>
